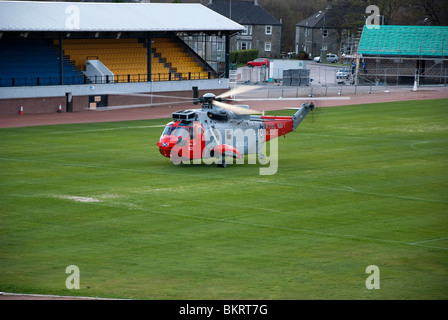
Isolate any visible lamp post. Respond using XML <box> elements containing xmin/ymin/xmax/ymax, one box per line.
<box><xmin>320</xmin><ymin>10</ymin><xmax>327</xmax><ymax>64</ymax></box>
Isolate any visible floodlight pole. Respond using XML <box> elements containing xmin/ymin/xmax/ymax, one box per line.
<box><xmin>147</xmin><ymin>35</ymin><xmax>152</xmax><ymax>82</ymax></box>
<box><xmin>225</xmin><ymin>32</ymin><xmax>230</xmax><ymax>79</ymax></box>
<box><xmin>59</xmin><ymin>34</ymin><xmax>64</xmax><ymax>85</ymax></box>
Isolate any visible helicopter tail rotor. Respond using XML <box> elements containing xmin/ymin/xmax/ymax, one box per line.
<box><xmin>290</xmin><ymin>102</ymin><xmax>314</xmax><ymax>131</ymax></box>
<box><xmin>310</xmin><ymin>103</ymin><xmax>325</xmax><ymax>125</ymax></box>
<box><xmin>287</xmin><ymin>101</ymin><xmax>326</xmax><ymax>127</ymax></box>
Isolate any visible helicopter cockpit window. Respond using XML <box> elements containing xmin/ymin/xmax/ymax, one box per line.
<box><xmin>162</xmin><ymin>122</ymin><xmax>195</xmax><ymax>140</ymax></box>
<box><xmin>162</xmin><ymin>125</ymin><xmax>174</xmax><ymax>136</ymax></box>
<box><xmin>171</xmin><ymin>125</ymin><xmax>193</xmax><ymax>140</ymax></box>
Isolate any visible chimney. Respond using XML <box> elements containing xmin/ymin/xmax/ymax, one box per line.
<box><xmin>254</xmin><ymin>0</ymin><xmax>259</xmax><ymax>6</ymax></box>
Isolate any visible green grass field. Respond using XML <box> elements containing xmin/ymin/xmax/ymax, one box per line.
<box><xmin>1</xmin><ymin>99</ymin><xmax>447</xmax><ymax>300</ymax></box>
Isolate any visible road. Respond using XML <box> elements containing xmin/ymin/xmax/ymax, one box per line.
<box><xmin>308</xmin><ymin>61</ymin><xmax>342</xmax><ymax>85</ymax></box>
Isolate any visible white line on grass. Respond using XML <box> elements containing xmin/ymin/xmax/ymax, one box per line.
<box><xmin>1</xmin><ymin>156</ymin><xmax>446</xmax><ymax>205</ymax></box>
<box><xmin>409</xmin><ymin>236</ymin><xmax>448</xmax><ymax>245</ymax></box>
<box><xmin>246</xmin><ymin>178</ymin><xmax>448</xmax><ymax>205</ymax></box>
<box><xmin>54</xmin><ymin>195</ymin><xmax>101</xmax><ymax>203</ymax></box>
<box><xmin>49</xmin><ymin>125</ymin><xmax>167</xmax><ymax>134</ymax></box>
<box><xmin>0</xmin><ymin>292</ymin><xmax>128</xmax><ymax>300</ymax></box>
<box><xmin>2</xmin><ymin>157</ymin><xmax>447</xmax><ymax>250</ymax></box>
<box><xmin>0</xmin><ymin>125</ymin><xmax>166</xmax><ymax>137</ymax></box>
<box><xmin>88</xmin><ymin>200</ymin><xmax>448</xmax><ymax>251</ymax></box>
<box><xmin>4</xmin><ymin>190</ymin><xmax>447</xmax><ymax>251</ymax></box>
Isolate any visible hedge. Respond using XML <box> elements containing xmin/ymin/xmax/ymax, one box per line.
<box><xmin>230</xmin><ymin>49</ymin><xmax>259</xmax><ymax>65</ymax></box>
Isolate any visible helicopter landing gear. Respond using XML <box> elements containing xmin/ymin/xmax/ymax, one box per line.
<box><xmin>217</xmin><ymin>156</ymin><xmax>227</xmax><ymax>168</ymax></box>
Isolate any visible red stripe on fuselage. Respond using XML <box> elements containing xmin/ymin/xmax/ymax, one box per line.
<box><xmin>261</xmin><ymin>116</ymin><xmax>294</xmax><ymax>141</ymax></box>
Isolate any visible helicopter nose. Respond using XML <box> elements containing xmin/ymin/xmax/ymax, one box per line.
<box><xmin>157</xmin><ymin>136</ymin><xmax>175</xmax><ymax>157</ymax></box>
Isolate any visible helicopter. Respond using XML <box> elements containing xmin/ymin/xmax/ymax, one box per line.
<box><xmin>156</xmin><ymin>88</ymin><xmax>317</xmax><ymax>169</ymax></box>
<box><xmin>97</xmin><ymin>85</ymin><xmax>349</xmax><ymax>171</ymax></box>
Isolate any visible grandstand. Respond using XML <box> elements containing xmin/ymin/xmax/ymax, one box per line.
<box><xmin>0</xmin><ymin>39</ymin><xmax>85</xmax><ymax>87</ymax></box>
<box><xmin>0</xmin><ymin>36</ymin><xmax>214</xmax><ymax>87</ymax></box>
<box><xmin>0</xmin><ymin>1</ymin><xmax>243</xmax><ymax>114</ymax></box>
<box><xmin>54</xmin><ymin>37</ymin><xmax>212</xmax><ymax>83</ymax></box>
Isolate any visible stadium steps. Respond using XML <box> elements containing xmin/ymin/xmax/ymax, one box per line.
<box><xmin>59</xmin><ymin>38</ymin><xmax>174</xmax><ymax>82</ymax></box>
<box><xmin>0</xmin><ymin>39</ymin><xmax>85</xmax><ymax>87</ymax></box>
<box><xmin>152</xmin><ymin>38</ymin><xmax>212</xmax><ymax>80</ymax></box>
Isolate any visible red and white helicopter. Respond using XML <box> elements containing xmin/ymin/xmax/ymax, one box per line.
<box><xmin>156</xmin><ymin>87</ymin><xmax>340</xmax><ymax>168</ymax></box>
<box><xmin>100</xmin><ymin>85</ymin><xmax>349</xmax><ymax>169</ymax></box>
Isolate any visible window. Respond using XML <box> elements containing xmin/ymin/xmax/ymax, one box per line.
<box><xmin>265</xmin><ymin>25</ymin><xmax>272</xmax><ymax>35</ymax></box>
<box><xmin>239</xmin><ymin>41</ymin><xmax>251</xmax><ymax>50</ymax></box>
<box><xmin>162</xmin><ymin>124</ymin><xmax>173</xmax><ymax>136</ymax></box>
<box><xmin>172</xmin><ymin>125</ymin><xmax>191</xmax><ymax>138</ymax></box>
<box><xmin>180</xmin><ymin>34</ymin><xmax>226</xmax><ymax>73</ymax></box>
<box><xmin>242</xmin><ymin>25</ymin><xmax>252</xmax><ymax>35</ymax></box>
<box><xmin>217</xmin><ymin>41</ymin><xmax>224</xmax><ymax>52</ymax></box>
<box><xmin>265</xmin><ymin>42</ymin><xmax>271</xmax><ymax>52</ymax></box>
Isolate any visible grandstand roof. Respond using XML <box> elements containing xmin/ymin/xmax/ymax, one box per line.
<box><xmin>358</xmin><ymin>25</ymin><xmax>448</xmax><ymax>57</ymax></box>
<box><xmin>0</xmin><ymin>1</ymin><xmax>244</xmax><ymax>33</ymax></box>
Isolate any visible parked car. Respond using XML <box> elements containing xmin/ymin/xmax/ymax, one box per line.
<box><xmin>336</xmin><ymin>68</ymin><xmax>350</xmax><ymax>84</ymax></box>
<box><xmin>313</xmin><ymin>53</ymin><xmax>339</xmax><ymax>63</ymax></box>
<box><xmin>246</xmin><ymin>58</ymin><xmax>269</xmax><ymax>67</ymax></box>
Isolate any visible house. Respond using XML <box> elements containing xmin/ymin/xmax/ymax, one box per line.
<box><xmin>207</xmin><ymin>0</ymin><xmax>282</xmax><ymax>59</ymax></box>
<box><xmin>357</xmin><ymin>25</ymin><xmax>448</xmax><ymax>85</ymax></box>
<box><xmin>295</xmin><ymin>8</ymin><xmax>339</xmax><ymax>61</ymax></box>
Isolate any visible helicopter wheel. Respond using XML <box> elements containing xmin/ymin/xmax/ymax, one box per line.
<box><xmin>217</xmin><ymin>156</ymin><xmax>227</xmax><ymax>168</ymax></box>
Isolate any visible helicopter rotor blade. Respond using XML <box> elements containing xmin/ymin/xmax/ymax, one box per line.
<box><xmin>110</xmin><ymin>92</ymin><xmax>194</xmax><ymax>100</ymax></box>
<box><xmin>217</xmin><ymin>85</ymin><xmax>262</xmax><ymax>99</ymax></box>
<box><xmin>92</xmin><ymin>100</ymin><xmax>191</xmax><ymax>111</ymax></box>
<box><xmin>212</xmin><ymin>100</ymin><xmax>261</xmax><ymax>115</ymax></box>
<box><xmin>231</xmin><ymin>96</ymin><xmax>351</xmax><ymax>102</ymax></box>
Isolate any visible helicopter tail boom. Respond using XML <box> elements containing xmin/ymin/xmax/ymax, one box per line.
<box><xmin>291</xmin><ymin>102</ymin><xmax>314</xmax><ymax>131</ymax></box>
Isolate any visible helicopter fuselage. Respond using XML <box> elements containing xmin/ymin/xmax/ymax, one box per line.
<box><xmin>157</xmin><ymin>100</ymin><xmax>314</xmax><ymax>165</ymax></box>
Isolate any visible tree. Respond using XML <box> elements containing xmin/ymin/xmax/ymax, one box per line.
<box><xmin>369</xmin><ymin>0</ymin><xmax>401</xmax><ymax>25</ymax></box>
<box><xmin>327</xmin><ymin>0</ymin><xmax>367</xmax><ymax>58</ymax></box>
<box><xmin>408</xmin><ymin>0</ymin><xmax>448</xmax><ymax>25</ymax></box>
<box><xmin>261</xmin><ymin>0</ymin><xmax>327</xmax><ymax>54</ymax></box>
